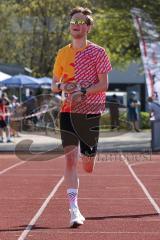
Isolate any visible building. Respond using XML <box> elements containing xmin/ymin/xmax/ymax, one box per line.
<box><xmin>0</xmin><ymin>63</ymin><xmax>31</xmax><ymax>76</ymax></box>
<box><xmin>108</xmin><ymin>63</ymin><xmax>146</xmax><ymax>110</ymax></box>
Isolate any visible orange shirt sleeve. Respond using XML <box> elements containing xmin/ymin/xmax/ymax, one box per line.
<box><xmin>53</xmin><ymin>50</ymin><xmax>63</xmax><ymax>80</ymax></box>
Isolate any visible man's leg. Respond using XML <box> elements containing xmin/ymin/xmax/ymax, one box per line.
<box><xmin>81</xmin><ymin>154</ymin><xmax>96</xmax><ymax>173</ymax></box>
<box><xmin>5</xmin><ymin>126</ymin><xmax>11</xmax><ymax>142</ymax></box>
<box><xmin>75</xmin><ymin>114</ymin><xmax>100</xmax><ymax>173</ymax></box>
<box><xmin>110</xmin><ymin>115</ymin><xmax>114</xmax><ymax>129</ymax></box>
<box><xmin>64</xmin><ymin>145</ymin><xmax>85</xmax><ymax>227</ymax></box>
<box><xmin>60</xmin><ymin>112</ymin><xmax>85</xmax><ymax>227</ymax></box>
<box><xmin>0</xmin><ymin>127</ymin><xmax>4</xmax><ymax>142</ymax></box>
<box><xmin>134</xmin><ymin>121</ymin><xmax>140</xmax><ymax>132</ymax></box>
<box><xmin>80</xmin><ymin>140</ymin><xmax>98</xmax><ymax>173</ymax></box>
<box><xmin>64</xmin><ymin>145</ymin><xmax>79</xmax><ymax>189</ymax></box>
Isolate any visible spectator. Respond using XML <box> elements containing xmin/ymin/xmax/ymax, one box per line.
<box><xmin>10</xmin><ymin>95</ymin><xmax>21</xmax><ymax>137</ymax></box>
<box><xmin>148</xmin><ymin>96</ymin><xmax>160</xmax><ymax>120</ymax></box>
<box><xmin>152</xmin><ymin>74</ymin><xmax>160</xmax><ymax>104</ymax></box>
<box><xmin>108</xmin><ymin>94</ymin><xmax>120</xmax><ymax>130</ymax></box>
<box><xmin>154</xmin><ymin>80</ymin><xmax>160</xmax><ymax>104</ymax></box>
<box><xmin>0</xmin><ymin>93</ymin><xmax>12</xmax><ymax>142</ymax></box>
<box><xmin>127</xmin><ymin>91</ymin><xmax>141</xmax><ymax>132</ymax></box>
<box><xmin>25</xmin><ymin>90</ymin><xmax>38</xmax><ymax>125</ymax></box>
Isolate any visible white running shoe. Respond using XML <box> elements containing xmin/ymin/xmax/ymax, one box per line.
<box><xmin>79</xmin><ymin>210</ymin><xmax>85</xmax><ymax>222</ymax></box>
<box><xmin>69</xmin><ymin>208</ymin><xmax>85</xmax><ymax>228</ymax></box>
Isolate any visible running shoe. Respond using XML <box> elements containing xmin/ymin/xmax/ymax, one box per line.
<box><xmin>69</xmin><ymin>208</ymin><xmax>85</xmax><ymax>228</ymax></box>
<box><xmin>79</xmin><ymin>210</ymin><xmax>85</xmax><ymax>222</ymax></box>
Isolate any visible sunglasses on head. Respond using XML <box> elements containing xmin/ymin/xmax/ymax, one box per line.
<box><xmin>70</xmin><ymin>19</ymin><xmax>87</xmax><ymax>25</ymax></box>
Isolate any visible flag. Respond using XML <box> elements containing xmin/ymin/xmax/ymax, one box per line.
<box><xmin>131</xmin><ymin>8</ymin><xmax>160</xmax><ymax>103</ymax></box>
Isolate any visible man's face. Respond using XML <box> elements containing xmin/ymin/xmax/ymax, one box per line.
<box><xmin>69</xmin><ymin>12</ymin><xmax>90</xmax><ymax>39</ymax></box>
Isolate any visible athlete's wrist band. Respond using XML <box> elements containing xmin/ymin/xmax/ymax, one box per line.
<box><xmin>80</xmin><ymin>87</ymin><xmax>87</xmax><ymax>95</ymax></box>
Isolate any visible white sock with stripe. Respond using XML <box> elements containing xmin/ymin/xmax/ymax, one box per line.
<box><xmin>67</xmin><ymin>188</ymin><xmax>78</xmax><ymax>210</ymax></box>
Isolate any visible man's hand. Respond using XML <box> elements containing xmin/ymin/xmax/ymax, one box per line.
<box><xmin>70</xmin><ymin>91</ymin><xmax>83</xmax><ymax>103</ymax></box>
<box><xmin>63</xmin><ymin>82</ymin><xmax>79</xmax><ymax>93</ymax></box>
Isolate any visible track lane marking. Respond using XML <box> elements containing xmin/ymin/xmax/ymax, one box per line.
<box><xmin>2</xmin><ymin>173</ymin><xmax>160</xmax><ymax>177</ymax></box>
<box><xmin>121</xmin><ymin>153</ymin><xmax>160</xmax><ymax>214</ymax></box>
<box><xmin>17</xmin><ymin>176</ymin><xmax>64</xmax><ymax>240</ymax></box>
<box><xmin>1</xmin><ymin>197</ymin><xmax>160</xmax><ymax>200</ymax></box>
<box><xmin>17</xmin><ymin>231</ymin><xmax>160</xmax><ymax>234</ymax></box>
<box><xmin>130</xmin><ymin>160</ymin><xmax>159</xmax><ymax>167</ymax></box>
<box><xmin>0</xmin><ymin>161</ymin><xmax>25</xmax><ymax>176</ymax></box>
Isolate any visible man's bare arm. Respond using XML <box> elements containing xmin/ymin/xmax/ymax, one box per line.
<box><xmin>51</xmin><ymin>75</ymin><xmax>61</xmax><ymax>93</ymax></box>
<box><xmin>86</xmin><ymin>73</ymin><xmax>109</xmax><ymax>94</ymax></box>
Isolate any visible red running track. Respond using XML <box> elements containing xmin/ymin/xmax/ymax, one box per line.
<box><xmin>0</xmin><ymin>152</ymin><xmax>160</xmax><ymax>240</ymax></box>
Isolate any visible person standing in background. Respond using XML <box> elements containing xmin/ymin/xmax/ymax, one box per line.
<box><xmin>108</xmin><ymin>94</ymin><xmax>120</xmax><ymax>130</ymax></box>
<box><xmin>127</xmin><ymin>91</ymin><xmax>141</xmax><ymax>132</ymax></box>
<box><xmin>0</xmin><ymin>93</ymin><xmax>12</xmax><ymax>142</ymax></box>
<box><xmin>25</xmin><ymin>90</ymin><xmax>38</xmax><ymax>125</ymax></box>
<box><xmin>148</xmin><ymin>96</ymin><xmax>160</xmax><ymax>120</ymax></box>
<box><xmin>10</xmin><ymin>95</ymin><xmax>21</xmax><ymax>137</ymax></box>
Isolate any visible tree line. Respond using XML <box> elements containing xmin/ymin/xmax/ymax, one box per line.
<box><xmin>0</xmin><ymin>0</ymin><xmax>160</xmax><ymax>76</ymax></box>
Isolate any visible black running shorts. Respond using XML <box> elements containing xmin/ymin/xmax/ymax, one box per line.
<box><xmin>60</xmin><ymin>112</ymin><xmax>101</xmax><ymax>157</ymax></box>
<box><xmin>0</xmin><ymin>120</ymin><xmax>7</xmax><ymax>128</ymax></box>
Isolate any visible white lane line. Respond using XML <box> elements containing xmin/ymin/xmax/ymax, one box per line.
<box><xmin>54</xmin><ymin>197</ymin><xmax>160</xmax><ymax>200</ymax></box>
<box><xmin>0</xmin><ymin>161</ymin><xmax>25</xmax><ymax>176</ymax></box>
<box><xmin>17</xmin><ymin>231</ymin><xmax>160</xmax><ymax>234</ymax></box>
<box><xmin>0</xmin><ymin>174</ymin><xmax>63</xmax><ymax>177</ymax></box>
<box><xmin>121</xmin><ymin>154</ymin><xmax>160</xmax><ymax>214</ymax></box>
<box><xmin>17</xmin><ymin>176</ymin><xmax>64</xmax><ymax>240</ymax></box>
<box><xmin>130</xmin><ymin>160</ymin><xmax>159</xmax><ymax>167</ymax></box>
<box><xmin>1</xmin><ymin>197</ymin><xmax>160</xmax><ymax>200</ymax></box>
<box><xmin>2</xmin><ymin>173</ymin><xmax>160</xmax><ymax>177</ymax></box>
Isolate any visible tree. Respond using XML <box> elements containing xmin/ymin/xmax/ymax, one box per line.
<box><xmin>0</xmin><ymin>0</ymin><xmax>160</xmax><ymax>75</ymax></box>
<box><xmin>0</xmin><ymin>0</ymin><xmax>91</xmax><ymax>76</ymax></box>
<box><xmin>90</xmin><ymin>8</ymin><xmax>140</xmax><ymax>68</ymax></box>
<box><xmin>0</xmin><ymin>1</ymin><xmax>19</xmax><ymax>64</ymax></box>
<box><xmin>90</xmin><ymin>0</ymin><xmax>160</xmax><ymax>68</ymax></box>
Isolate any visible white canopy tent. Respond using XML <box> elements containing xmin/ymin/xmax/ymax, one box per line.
<box><xmin>0</xmin><ymin>71</ymin><xmax>11</xmax><ymax>81</ymax></box>
<box><xmin>0</xmin><ymin>71</ymin><xmax>11</xmax><ymax>95</ymax></box>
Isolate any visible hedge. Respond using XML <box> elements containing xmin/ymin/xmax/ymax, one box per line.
<box><xmin>100</xmin><ymin>111</ymin><xmax>150</xmax><ymax>130</ymax></box>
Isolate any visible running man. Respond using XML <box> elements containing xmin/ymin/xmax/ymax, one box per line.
<box><xmin>52</xmin><ymin>6</ymin><xmax>112</xmax><ymax>227</ymax></box>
